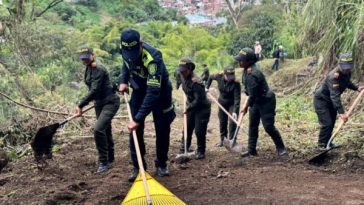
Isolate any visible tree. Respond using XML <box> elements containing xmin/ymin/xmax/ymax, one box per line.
<box><xmin>224</xmin><ymin>0</ymin><xmax>253</xmax><ymax>29</ymax></box>
<box><xmin>253</xmin><ymin>14</ymin><xmax>276</xmax><ymax>56</ymax></box>
<box><xmin>0</xmin><ymin>0</ymin><xmax>65</xmax><ymax>105</ymax></box>
<box><xmin>226</xmin><ymin>30</ymin><xmax>255</xmax><ymax>56</ymax></box>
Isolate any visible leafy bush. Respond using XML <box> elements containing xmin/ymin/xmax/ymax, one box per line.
<box><xmin>253</xmin><ymin>14</ymin><xmax>276</xmax><ymax>57</ymax></box>
<box><xmin>226</xmin><ymin>30</ymin><xmax>255</xmax><ymax>56</ymax></box>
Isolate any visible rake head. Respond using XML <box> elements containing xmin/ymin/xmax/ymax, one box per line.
<box><xmin>122</xmin><ymin>172</ymin><xmax>186</xmax><ymax>205</ymax></box>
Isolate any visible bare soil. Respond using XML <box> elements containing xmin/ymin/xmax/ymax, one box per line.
<box><xmin>1</xmin><ymin>103</ymin><xmax>364</xmax><ymax>205</ymax></box>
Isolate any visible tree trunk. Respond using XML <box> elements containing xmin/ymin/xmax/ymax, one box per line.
<box><xmin>225</xmin><ymin>0</ymin><xmax>240</xmax><ymax>29</ymax></box>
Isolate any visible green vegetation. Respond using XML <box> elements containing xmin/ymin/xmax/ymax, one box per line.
<box><xmin>0</xmin><ymin>0</ymin><xmax>363</xmax><ymax>159</ymax></box>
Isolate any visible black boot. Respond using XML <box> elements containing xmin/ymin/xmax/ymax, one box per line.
<box><xmin>215</xmin><ymin>140</ymin><xmax>224</xmax><ymax>147</ymax></box>
<box><xmin>195</xmin><ymin>151</ymin><xmax>205</xmax><ymax>160</ymax></box>
<box><xmin>96</xmin><ymin>162</ymin><xmax>110</xmax><ymax>174</ymax></box>
<box><xmin>277</xmin><ymin>147</ymin><xmax>287</xmax><ymax>156</ymax></box>
<box><xmin>241</xmin><ymin>149</ymin><xmax>258</xmax><ymax>158</ymax></box>
<box><xmin>318</xmin><ymin>142</ymin><xmax>340</xmax><ymax>150</ymax></box>
<box><xmin>128</xmin><ymin>168</ymin><xmax>139</xmax><ymax>182</ymax></box>
<box><xmin>156</xmin><ymin>166</ymin><xmax>170</xmax><ymax>177</ymax></box>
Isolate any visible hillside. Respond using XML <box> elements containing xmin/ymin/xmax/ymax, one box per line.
<box><xmin>0</xmin><ymin>0</ymin><xmax>364</xmax><ymax>204</ymax></box>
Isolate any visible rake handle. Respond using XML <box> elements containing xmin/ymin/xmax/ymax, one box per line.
<box><xmin>327</xmin><ymin>89</ymin><xmax>364</xmax><ymax>148</ymax></box>
<box><xmin>123</xmin><ymin>93</ymin><xmax>152</xmax><ymax>205</ymax></box>
<box><xmin>183</xmin><ymin>93</ymin><xmax>188</xmax><ymax>155</ymax></box>
<box><xmin>231</xmin><ymin>97</ymin><xmax>249</xmax><ymax>144</ymax></box>
<box><xmin>207</xmin><ymin>92</ymin><xmax>239</xmax><ymax>125</ymax></box>
<box><xmin>60</xmin><ymin>105</ymin><xmax>95</xmax><ymax>126</ymax></box>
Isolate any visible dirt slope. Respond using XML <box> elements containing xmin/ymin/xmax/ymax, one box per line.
<box><xmin>1</xmin><ymin>103</ymin><xmax>364</xmax><ymax>205</ymax></box>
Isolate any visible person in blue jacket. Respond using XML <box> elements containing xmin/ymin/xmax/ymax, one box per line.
<box><xmin>118</xmin><ymin>29</ymin><xmax>176</xmax><ymax>182</ymax></box>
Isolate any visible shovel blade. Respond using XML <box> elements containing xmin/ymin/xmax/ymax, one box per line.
<box><xmin>223</xmin><ymin>139</ymin><xmax>243</xmax><ymax>154</ymax></box>
<box><xmin>175</xmin><ymin>152</ymin><xmax>195</xmax><ymax>164</ymax></box>
<box><xmin>31</xmin><ymin>123</ymin><xmax>60</xmax><ymax>160</ymax></box>
<box><xmin>308</xmin><ymin>148</ymin><xmax>332</xmax><ymax>165</ymax></box>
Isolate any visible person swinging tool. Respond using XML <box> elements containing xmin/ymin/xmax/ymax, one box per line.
<box><xmin>206</xmin><ymin>66</ymin><xmax>241</xmax><ymax>147</ymax></box>
<box><xmin>313</xmin><ymin>52</ymin><xmax>364</xmax><ymax>148</ymax></box>
<box><xmin>177</xmin><ymin>58</ymin><xmax>211</xmax><ymax>160</ymax></box>
<box><xmin>200</xmin><ymin>63</ymin><xmax>210</xmax><ymax>87</ymax></box>
<box><xmin>75</xmin><ymin>46</ymin><xmax>120</xmax><ymax>173</ymax></box>
<box><xmin>235</xmin><ymin>47</ymin><xmax>287</xmax><ymax>157</ymax></box>
<box><xmin>118</xmin><ymin>29</ymin><xmax>176</xmax><ymax>182</ymax></box>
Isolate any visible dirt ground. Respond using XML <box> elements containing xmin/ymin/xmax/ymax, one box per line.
<box><xmin>1</xmin><ymin>102</ymin><xmax>364</xmax><ymax>205</ymax></box>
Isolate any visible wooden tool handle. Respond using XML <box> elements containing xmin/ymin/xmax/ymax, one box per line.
<box><xmin>68</xmin><ymin>105</ymin><xmax>95</xmax><ymax>121</ymax></box>
<box><xmin>183</xmin><ymin>93</ymin><xmax>188</xmax><ymax>154</ymax></box>
<box><xmin>327</xmin><ymin>89</ymin><xmax>364</xmax><ymax>148</ymax></box>
<box><xmin>231</xmin><ymin>97</ymin><xmax>249</xmax><ymax>142</ymax></box>
<box><xmin>238</xmin><ymin>97</ymin><xmax>249</xmax><ymax>123</ymax></box>
<box><xmin>60</xmin><ymin>105</ymin><xmax>95</xmax><ymax>126</ymax></box>
<box><xmin>123</xmin><ymin>93</ymin><xmax>152</xmax><ymax>204</ymax></box>
<box><xmin>207</xmin><ymin>92</ymin><xmax>239</xmax><ymax>124</ymax></box>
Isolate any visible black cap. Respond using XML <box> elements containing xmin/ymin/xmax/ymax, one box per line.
<box><xmin>339</xmin><ymin>52</ymin><xmax>353</xmax><ymax>70</ymax></box>
<box><xmin>177</xmin><ymin>58</ymin><xmax>195</xmax><ymax>72</ymax></box>
<box><xmin>224</xmin><ymin>66</ymin><xmax>235</xmax><ymax>80</ymax></box>
<box><xmin>120</xmin><ymin>28</ymin><xmax>141</xmax><ymax>62</ymax></box>
<box><xmin>78</xmin><ymin>45</ymin><xmax>93</xmax><ymax>59</ymax></box>
<box><xmin>234</xmin><ymin>47</ymin><xmax>256</xmax><ymax>62</ymax></box>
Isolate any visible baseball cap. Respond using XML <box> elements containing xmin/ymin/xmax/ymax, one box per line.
<box><xmin>177</xmin><ymin>58</ymin><xmax>194</xmax><ymax>72</ymax></box>
<box><xmin>234</xmin><ymin>47</ymin><xmax>256</xmax><ymax>62</ymax></box>
<box><xmin>224</xmin><ymin>66</ymin><xmax>235</xmax><ymax>80</ymax></box>
<box><xmin>339</xmin><ymin>52</ymin><xmax>353</xmax><ymax>70</ymax></box>
<box><xmin>78</xmin><ymin>46</ymin><xmax>93</xmax><ymax>59</ymax></box>
<box><xmin>120</xmin><ymin>29</ymin><xmax>141</xmax><ymax>62</ymax></box>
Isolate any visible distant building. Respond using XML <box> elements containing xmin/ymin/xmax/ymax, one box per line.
<box><xmin>159</xmin><ymin>0</ymin><xmax>228</xmax><ymax>26</ymax></box>
<box><xmin>159</xmin><ymin>0</ymin><xmax>227</xmax><ymax>16</ymax></box>
<box><xmin>185</xmin><ymin>14</ymin><xmax>226</xmax><ymax>26</ymax></box>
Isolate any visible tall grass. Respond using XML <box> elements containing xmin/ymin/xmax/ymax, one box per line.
<box><xmin>298</xmin><ymin>0</ymin><xmax>364</xmax><ymax>78</ymax></box>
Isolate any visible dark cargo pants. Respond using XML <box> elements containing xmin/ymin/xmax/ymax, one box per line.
<box><xmin>313</xmin><ymin>96</ymin><xmax>337</xmax><ymax>146</ymax></box>
<box><xmin>129</xmin><ymin>91</ymin><xmax>176</xmax><ymax>169</ymax></box>
<box><xmin>247</xmin><ymin>93</ymin><xmax>285</xmax><ymax>152</ymax></box>
<box><xmin>94</xmin><ymin>94</ymin><xmax>120</xmax><ymax>164</ymax></box>
<box><xmin>180</xmin><ymin>106</ymin><xmax>211</xmax><ymax>154</ymax></box>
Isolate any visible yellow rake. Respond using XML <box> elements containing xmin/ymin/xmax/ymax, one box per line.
<box><xmin>122</xmin><ymin>93</ymin><xmax>186</xmax><ymax>205</ymax></box>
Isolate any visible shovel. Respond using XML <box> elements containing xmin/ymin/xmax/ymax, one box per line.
<box><xmin>175</xmin><ymin>93</ymin><xmax>194</xmax><ymax>163</ymax></box>
<box><xmin>207</xmin><ymin>92</ymin><xmax>246</xmax><ymax>153</ymax></box>
<box><xmin>207</xmin><ymin>92</ymin><xmax>239</xmax><ymax>124</ymax></box>
<box><xmin>223</xmin><ymin>98</ymin><xmax>249</xmax><ymax>154</ymax></box>
<box><xmin>309</xmin><ymin>89</ymin><xmax>364</xmax><ymax>164</ymax></box>
<box><xmin>31</xmin><ymin>105</ymin><xmax>94</xmax><ymax>161</ymax></box>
